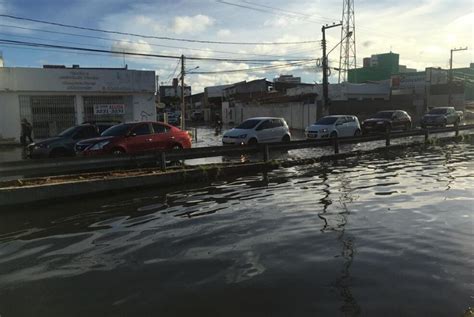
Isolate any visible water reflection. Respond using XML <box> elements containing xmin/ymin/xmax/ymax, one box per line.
<box><xmin>317</xmin><ymin>165</ymin><xmax>361</xmax><ymax>315</ymax></box>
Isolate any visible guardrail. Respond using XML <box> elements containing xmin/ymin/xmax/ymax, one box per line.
<box><xmin>1</xmin><ymin>125</ymin><xmax>473</xmax><ymax>179</ymax></box>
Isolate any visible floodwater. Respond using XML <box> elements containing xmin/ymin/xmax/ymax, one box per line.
<box><xmin>0</xmin><ymin>141</ymin><xmax>473</xmax><ymax>316</ymax></box>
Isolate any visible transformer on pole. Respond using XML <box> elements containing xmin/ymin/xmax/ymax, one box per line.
<box><xmin>338</xmin><ymin>0</ymin><xmax>357</xmax><ymax>83</ymax></box>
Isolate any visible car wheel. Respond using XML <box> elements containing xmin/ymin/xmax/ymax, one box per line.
<box><xmin>330</xmin><ymin>131</ymin><xmax>338</xmax><ymax>138</ymax></box>
<box><xmin>353</xmin><ymin>129</ymin><xmax>361</xmax><ymax>136</ymax></box>
<box><xmin>172</xmin><ymin>144</ymin><xmax>183</xmax><ymax>150</ymax></box>
<box><xmin>112</xmin><ymin>148</ymin><xmax>125</xmax><ymax>155</ymax></box>
<box><xmin>248</xmin><ymin>138</ymin><xmax>258</xmax><ymax>146</ymax></box>
<box><xmin>281</xmin><ymin>135</ymin><xmax>290</xmax><ymax>142</ymax></box>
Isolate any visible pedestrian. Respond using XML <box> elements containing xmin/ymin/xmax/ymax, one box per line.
<box><xmin>20</xmin><ymin>118</ymin><xmax>33</xmax><ymax>146</ymax></box>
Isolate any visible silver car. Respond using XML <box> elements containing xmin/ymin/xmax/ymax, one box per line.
<box><xmin>305</xmin><ymin>115</ymin><xmax>361</xmax><ymax>139</ymax></box>
<box><xmin>222</xmin><ymin>117</ymin><xmax>291</xmax><ymax>145</ymax></box>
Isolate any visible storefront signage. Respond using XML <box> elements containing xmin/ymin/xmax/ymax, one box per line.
<box><xmin>93</xmin><ymin>104</ymin><xmax>125</xmax><ymax>115</ymax></box>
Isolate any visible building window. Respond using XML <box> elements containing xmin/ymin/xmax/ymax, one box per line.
<box><xmin>19</xmin><ymin>95</ymin><xmax>76</xmax><ymax>138</ymax></box>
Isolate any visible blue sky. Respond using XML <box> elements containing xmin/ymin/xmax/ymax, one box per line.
<box><xmin>0</xmin><ymin>0</ymin><xmax>472</xmax><ymax>92</ymax></box>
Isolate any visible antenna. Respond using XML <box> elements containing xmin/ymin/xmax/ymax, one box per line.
<box><xmin>338</xmin><ymin>0</ymin><xmax>357</xmax><ymax>83</ymax></box>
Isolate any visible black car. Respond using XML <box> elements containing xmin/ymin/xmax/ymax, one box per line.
<box><xmin>361</xmin><ymin>110</ymin><xmax>412</xmax><ymax>134</ymax></box>
<box><xmin>26</xmin><ymin>122</ymin><xmax>117</xmax><ymax>158</ymax></box>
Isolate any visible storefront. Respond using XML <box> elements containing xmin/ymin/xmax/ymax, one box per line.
<box><xmin>0</xmin><ymin>66</ymin><xmax>156</xmax><ymax>141</ymax></box>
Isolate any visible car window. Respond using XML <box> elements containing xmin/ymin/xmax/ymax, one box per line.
<box><xmin>73</xmin><ymin>126</ymin><xmax>97</xmax><ymax>139</ymax></box>
<box><xmin>236</xmin><ymin>119</ymin><xmax>261</xmax><ymax>129</ymax></box>
<box><xmin>153</xmin><ymin>123</ymin><xmax>169</xmax><ymax>134</ymax></box>
<box><xmin>315</xmin><ymin>117</ymin><xmax>338</xmax><ymax>125</ymax></box>
<box><xmin>132</xmin><ymin>124</ymin><xmax>151</xmax><ymax>136</ymax></box>
<box><xmin>256</xmin><ymin>120</ymin><xmax>272</xmax><ymax>131</ymax></box>
<box><xmin>272</xmin><ymin>119</ymin><xmax>283</xmax><ymax>128</ymax></box>
<box><xmin>336</xmin><ymin>117</ymin><xmax>346</xmax><ymax>125</ymax></box>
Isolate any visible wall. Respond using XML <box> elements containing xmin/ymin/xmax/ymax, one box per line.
<box><xmin>0</xmin><ymin>67</ymin><xmax>156</xmax><ymax>93</ymax></box>
<box><xmin>233</xmin><ymin>102</ymin><xmax>317</xmax><ymax>130</ymax></box>
<box><xmin>0</xmin><ymin>93</ymin><xmax>20</xmax><ymax>140</ymax></box>
<box><xmin>0</xmin><ymin>92</ymin><xmax>156</xmax><ymax>141</ymax></box>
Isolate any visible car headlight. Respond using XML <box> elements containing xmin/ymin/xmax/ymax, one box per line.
<box><xmin>238</xmin><ymin>134</ymin><xmax>247</xmax><ymax>138</ymax></box>
<box><xmin>88</xmin><ymin>141</ymin><xmax>110</xmax><ymax>150</ymax></box>
<box><xmin>34</xmin><ymin>143</ymin><xmax>49</xmax><ymax>149</ymax></box>
<box><xmin>319</xmin><ymin>128</ymin><xmax>328</xmax><ymax>133</ymax></box>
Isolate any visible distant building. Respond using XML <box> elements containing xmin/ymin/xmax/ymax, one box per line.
<box><xmin>0</xmin><ymin>65</ymin><xmax>156</xmax><ymax>141</ymax></box>
<box><xmin>274</xmin><ymin>74</ymin><xmax>301</xmax><ymax>84</ymax></box>
<box><xmin>391</xmin><ymin>65</ymin><xmax>471</xmax><ymax>118</ymax></box>
<box><xmin>349</xmin><ymin>52</ymin><xmax>400</xmax><ymax>83</ymax></box>
<box><xmin>159</xmin><ymin>81</ymin><xmax>191</xmax><ymax>108</ymax></box>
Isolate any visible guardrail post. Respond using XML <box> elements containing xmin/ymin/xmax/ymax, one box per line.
<box><xmin>424</xmin><ymin>129</ymin><xmax>429</xmax><ymax>142</ymax></box>
<box><xmin>194</xmin><ymin>128</ymin><xmax>198</xmax><ymax>142</ymax></box>
<box><xmin>160</xmin><ymin>151</ymin><xmax>166</xmax><ymax>171</ymax></box>
<box><xmin>333</xmin><ymin>137</ymin><xmax>339</xmax><ymax>154</ymax></box>
<box><xmin>455</xmin><ymin>125</ymin><xmax>459</xmax><ymax>137</ymax></box>
<box><xmin>263</xmin><ymin>144</ymin><xmax>270</xmax><ymax>162</ymax></box>
<box><xmin>385</xmin><ymin>132</ymin><xmax>391</xmax><ymax>147</ymax></box>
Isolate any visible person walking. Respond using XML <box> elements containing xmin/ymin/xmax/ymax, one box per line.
<box><xmin>20</xmin><ymin>118</ymin><xmax>33</xmax><ymax>146</ymax></box>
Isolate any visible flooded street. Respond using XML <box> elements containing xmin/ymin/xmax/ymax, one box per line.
<box><xmin>0</xmin><ymin>139</ymin><xmax>473</xmax><ymax>316</ymax></box>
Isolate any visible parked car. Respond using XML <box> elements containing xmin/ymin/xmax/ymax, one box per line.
<box><xmin>26</xmin><ymin>122</ymin><xmax>116</xmax><ymax>158</ymax></box>
<box><xmin>222</xmin><ymin>117</ymin><xmax>291</xmax><ymax>145</ymax></box>
<box><xmin>421</xmin><ymin>107</ymin><xmax>462</xmax><ymax>128</ymax></box>
<box><xmin>361</xmin><ymin>110</ymin><xmax>412</xmax><ymax>134</ymax></box>
<box><xmin>305</xmin><ymin>115</ymin><xmax>361</xmax><ymax>139</ymax></box>
<box><xmin>75</xmin><ymin>121</ymin><xmax>191</xmax><ymax>156</ymax></box>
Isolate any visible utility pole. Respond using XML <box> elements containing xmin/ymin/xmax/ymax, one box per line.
<box><xmin>180</xmin><ymin>54</ymin><xmax>185</xmax><ymax>130</ymax></box>
<box><xmin>448</xmin><ymin>47</ymin><xmax>468</xmax><ymax>107</ymax></box>
<box><xmin>322</xmin><ymin>22</ymin><xmax>342</xmax><ymax>115</ymax></box>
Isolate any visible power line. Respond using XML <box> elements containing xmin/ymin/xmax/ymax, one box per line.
<box><xmin>240</xmin><ymin>0</ymin><xmax>337</xmax><ymax>23</ymax></box>
<box><xmin>192</xmin><ymin>60</ymin><xmax>315</xmax><ymax>74</ymax></box>
<box><xmin>0</xmin><ymin>39</ymin><xmax>317</xmax><ymax>63</ymax></box>
<box><xmin>0</xmin><ymin>14</ymin><xmax>320</xmax><ymax>46</ymax></box>
<box><xmin>217</xmin><ymin>0</ymin><xmax>336</xmax><ymax>25</ymax></box>
<box><xmin>0</xmin><ymin>24</ymin><xmax>317</xmax><ymax>59</ymax></box>
<box><xmin>0</xmin><ymin>33</ymin><xmax>295</xmax><ymax>65</ymax></box>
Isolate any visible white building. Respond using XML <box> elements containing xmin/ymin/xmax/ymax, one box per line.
<box><xmin>0</xmin><ymin>66</ymin><xmax>156</xmax><ymax>141</ymax></box>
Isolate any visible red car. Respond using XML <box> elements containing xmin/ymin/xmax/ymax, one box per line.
<box><xmin>75</xmin><ymin>121</ymin><xmax>192</xmax><ymax>156</ymax></box>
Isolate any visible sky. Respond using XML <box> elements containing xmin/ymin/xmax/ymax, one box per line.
<box><xmin>0</xmin><ymin>0</ymin><xmax>472</xmax><ymax>93</ymax></box>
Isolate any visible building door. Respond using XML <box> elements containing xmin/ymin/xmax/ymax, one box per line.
<box><xmin>19</xmin><ymin>95</ymin><xmax>76</xmax><ymax>139</ymax></box>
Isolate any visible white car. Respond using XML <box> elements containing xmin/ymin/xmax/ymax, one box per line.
<box><xmin>305</xmin><ymin>115</ymin><xmax>361</xmax><ymax>139</ymax></box>
<box><xmin>222</xmin><ymin>117</ymin><xmax>291</xmax><ymax>145</ymax></box>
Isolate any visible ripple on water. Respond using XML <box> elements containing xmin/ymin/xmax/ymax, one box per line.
<box><xmin>0</xmin><ymin>141</ymin><xmax>472</xmax><ymax>316</ymax></box>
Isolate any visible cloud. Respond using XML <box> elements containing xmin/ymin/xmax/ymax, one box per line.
<box><xmin>362</xmin><ymin>41</ymin><xmax>373</xmax><ymax>48</ymax></box>
<box><xmin>172</xmin><ymin>14</ymin><xmax>214</xmax><ymax>34</ymax></box>
<box><xmin>217</xmin><ymin>29</ymin><xmax>231</xmax><ymax>38</ymax></box>
<box><xmin>111</xmin><ymin>39</ymin><xmax>153</xmax><ymax>54</ymax></box>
